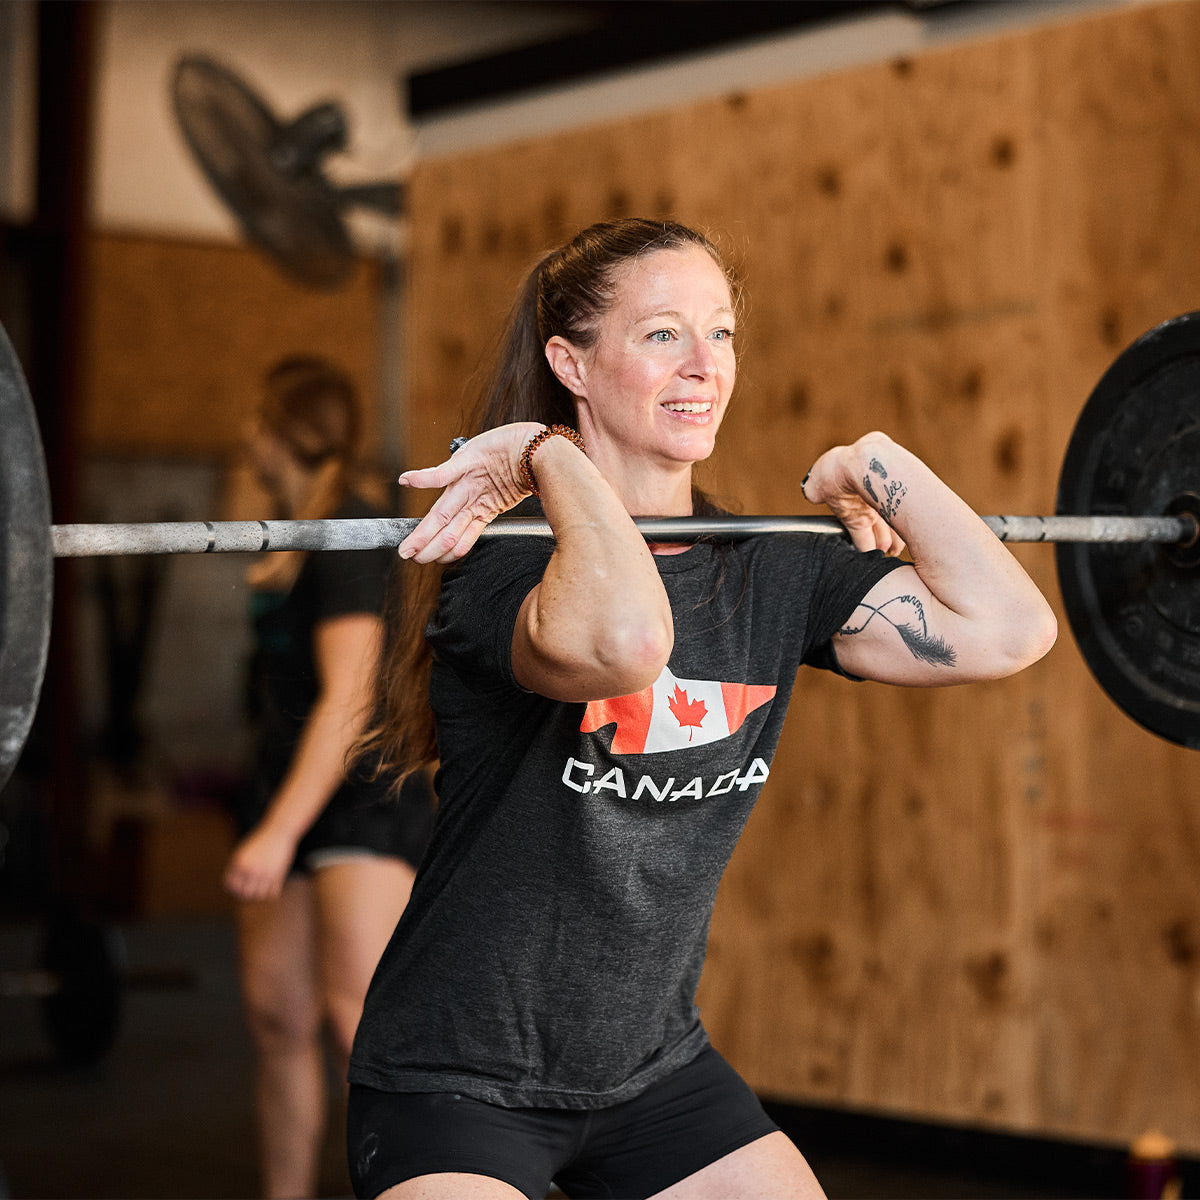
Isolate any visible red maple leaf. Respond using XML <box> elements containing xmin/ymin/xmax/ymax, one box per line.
<box><xmin>668</xmin><ymin>684</ymin><xmax>707</xmax><ymax>740</ymax></box>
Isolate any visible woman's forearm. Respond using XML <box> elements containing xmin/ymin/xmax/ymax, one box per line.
<box><xmin>518</xmin><ymin>433</ymin><xmax>673</xmax><ymax>700</ymax></box>
<box><xmin>847</xmin><ymin>433</ymin><xmax>1047</xmax><ymax>623</ymax></box>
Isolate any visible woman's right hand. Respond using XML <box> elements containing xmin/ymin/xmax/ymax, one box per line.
<box><xmin>397</xmin><ymin>423</ymin><xmax>544</xmax><ymax>564</ymax></box>
<box><xmin>223</xmin><ymin>824</ymin><xmax>297</xmax><ymax>902</ymax></box>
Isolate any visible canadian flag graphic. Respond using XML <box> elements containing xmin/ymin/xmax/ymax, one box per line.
<box><xmin>580</xmin><ymin>667</ymin><xmax>775</xmax><ymax>755</ymax></box>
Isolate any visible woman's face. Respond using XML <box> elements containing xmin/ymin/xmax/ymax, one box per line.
<box><xmin>557</xmin><ymin>244</ymin><xmax>736</xmax><ymax>472</ymax></box>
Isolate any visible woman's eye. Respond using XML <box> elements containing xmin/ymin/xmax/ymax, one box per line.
<box><xmin>649</xmin><ymin>329</ymin><xmax>674</xmax><ymax>343</ymax></box>
<box><xmin>712</xmin><ymin>328</ymin><xmax>735</xmax><ymax>342</ymax></box>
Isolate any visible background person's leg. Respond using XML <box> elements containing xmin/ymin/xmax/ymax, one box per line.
<box><xmin>236</xmin><ymin>875</ymin><xmax>324</xmax><ymax>1199</ymax></box>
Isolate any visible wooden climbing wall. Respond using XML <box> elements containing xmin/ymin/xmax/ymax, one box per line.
<box><xmin>404</xmin><ymin>1</ymin><xmax>1200</xmax><ymax>1150</ymax></box>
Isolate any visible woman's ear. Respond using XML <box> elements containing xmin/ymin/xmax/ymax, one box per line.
<box><xmin>545</xmin><ymin>336</ymin><xmax>586</xmax><ymax>396</ymax></box>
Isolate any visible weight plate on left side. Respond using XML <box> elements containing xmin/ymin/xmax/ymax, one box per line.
<box><xmin>0</xmin><ymin>319</ymin><xmax>52</xmax><ymax>792</ymax></box>
<box><xmin>1056</xmin><ymin>311</ymin><xmax>1200</xmax><ymax>749</ymax></box>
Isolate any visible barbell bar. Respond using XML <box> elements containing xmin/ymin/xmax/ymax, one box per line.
<box><xmin>5</xmin><ymin>310</ymin><xmax>1200</xmax><ymax>801</ymax></box>
<box><xmin>46</xmin><ymin>512</ymin><xmax>1200</xmax><ymax>557</ymax></box>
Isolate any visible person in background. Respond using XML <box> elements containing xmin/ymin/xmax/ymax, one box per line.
<box><xmin>225</xmin><ymin>356</ymin><xmax>433</xmax><ymax>1199</ymax></box>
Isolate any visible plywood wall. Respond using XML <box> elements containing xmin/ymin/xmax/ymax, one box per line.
<box><xmin>79</xmin><ymin>232</ymin><xmax>385</xmax><ymax>459</ymax></box>
<box><xmin>404</xmin><ymin>1</ymin><xmax>1200</xmax><ymax>1151</ymax></box>
<box><xmin>77</xmin><ymin>233</ymin><xmax>386</xmax><ymax>517</ymax></box>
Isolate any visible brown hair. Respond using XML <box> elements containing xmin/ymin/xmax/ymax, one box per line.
<box><xmin>259</xmin><ymin>355</ymin><xmax>361</xmax><ymax>471</ymax></box>
<box><xmin>362</xmin><ymin>218</ymin><xmax>739</xmax><ymax>785</ymax></box>
<box><xmin>247</xmin><ymin>356</ymin><xmax>363</xmax><ymax>591</ymax></box>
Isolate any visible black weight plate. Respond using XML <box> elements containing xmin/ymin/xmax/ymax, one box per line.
<box><xmin>0</xmin><ymin>319</ymin><xmax>52</xmax><ymax>792</ymax></box>
<box><xmin>1056</xmin><ymin>312</ymin><xmax>1200</xmax><ymax>749</ymax></box>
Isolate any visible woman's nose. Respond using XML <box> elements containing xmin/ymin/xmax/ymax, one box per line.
<box><xmin>683</xmin><ymin>337</ymin><xmax>716</xmax><ymax>379</ymax></box>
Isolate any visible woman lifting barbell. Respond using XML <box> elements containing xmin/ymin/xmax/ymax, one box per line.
<box><xmin>343</xmin><ymin>217</ymin><xmax>1056</xmax><ymax>1200</ymax></box>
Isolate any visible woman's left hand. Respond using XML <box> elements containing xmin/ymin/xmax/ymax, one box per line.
<box><xmin>802</xmin><ymin>432</ymin><xmax>907</xmax><ymax>556</ymax></box>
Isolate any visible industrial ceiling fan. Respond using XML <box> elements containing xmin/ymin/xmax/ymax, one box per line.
<box><xmin>171</xmin><ymin>54</ymin><xmax>404</xmax><ymax>290</ymax></box>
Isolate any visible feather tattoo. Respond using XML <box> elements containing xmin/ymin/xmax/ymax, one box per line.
<box><xmin>840</xmin><ymin>593</ymin><xmax>957</xmax><ymax>667</ymax></box>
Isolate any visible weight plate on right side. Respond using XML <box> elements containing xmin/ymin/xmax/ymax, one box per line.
<box><xmin>1056</xmin><ymin>311</ymin><xmax>1200</xmax><ymax>749</ymax></box>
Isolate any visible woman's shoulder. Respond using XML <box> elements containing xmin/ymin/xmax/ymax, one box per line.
<box><xmin>438</xmin><ymin>498</ymin><xmax>554</xmax><ymax>616</ymax></box>
<box><xmin>447</xmin><ymin>497</ymin><xmax>551</xmax><ymax>570</ymax></box>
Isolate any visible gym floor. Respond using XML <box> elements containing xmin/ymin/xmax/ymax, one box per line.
<box><xmin>0</xmin><ymin>916</ymin><xmax>1150</xmax><ymax>1200</ymax></box>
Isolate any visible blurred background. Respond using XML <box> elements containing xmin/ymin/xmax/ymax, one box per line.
<box><xmin>3</xmin><ymin>1</ymin><xmax>1200</xmax><ymax>1196</ymax></box>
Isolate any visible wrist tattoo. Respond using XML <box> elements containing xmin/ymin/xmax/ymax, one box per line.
<box><xmin>840</xmin><ymin>593</ymin><xmax>956</xmax><ymax>667</ymax></box>
<box><xmin>865</xmin><ymin>456</ymin><xmax>906</xmax><ymax>522</ymax></box>
<box><xmin>862</xmin><ymin>472</ymin><xmax>881</xmax><ymax>508</ymax></box>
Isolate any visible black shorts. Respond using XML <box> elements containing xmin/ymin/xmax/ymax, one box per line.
<box><xmin>234</xmin><ymin>768</ymin><xmax>435</xmax><ymax>875</ymax></box>
<box><xmin>346</xmin><ymin>1045</ymin><xmax>779</xmax><ymax>1199</ymax></box>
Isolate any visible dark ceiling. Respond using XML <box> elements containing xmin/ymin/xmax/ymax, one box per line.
<box><xmin>405</xmin><ymin>0</ymin><xmax>958</xmax><ymax>119</ymax></box>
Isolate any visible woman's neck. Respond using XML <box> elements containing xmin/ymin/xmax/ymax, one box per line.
<box><xmin>603</xmin><ymin>460</ymin><xmax>694</xmax><ymax>556</ymax></box>
<box><xmin>594</xmin><ymin>455</ymin><xmax>694</xmax><ymax>519</ymax></box>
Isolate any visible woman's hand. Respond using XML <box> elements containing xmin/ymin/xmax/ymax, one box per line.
<box><xmin>397</xmin><ymin>423</ymin><xmax>544</xmax><ymax>564</ymax></box>
<box><xmin>224</xmin><ymin>822</ymin><xmax>297</xmax><ymax>902</ymax></box>
<box><xmin>802</xmin><ymin>432</ymin><xmax>907</xmax><ymax>556</ymax></box>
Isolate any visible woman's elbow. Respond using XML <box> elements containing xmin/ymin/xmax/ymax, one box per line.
<box><xmin>595</xmin><ymin>611</ymin><xmax>674</xmax><ymax>695</ymax></box>
<box><xmin>1031</xmin><ymin>607</ymin><xmax>1059</xmax><ymax>665</ymax></box>
<box><xmin>996</xmin><ymin>603</ymin><xmax>1058</xmax><ymax>676</ymax></box>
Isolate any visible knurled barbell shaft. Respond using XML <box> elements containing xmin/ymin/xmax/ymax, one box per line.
<box><xmin>47</xmin><ymin>513</ymin><xmax>1198</xmax><ymax>557</ymax></box>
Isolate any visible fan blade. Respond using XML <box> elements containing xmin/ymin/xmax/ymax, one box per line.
<box><xmin>271</xmin><ymin>103</ymin><xmax>348</xmax><ymax>174</ymax></box>
<box><xmin>172</xmin><ymin>54</ymin><xmax>358</xmax><ymax>290</ymax></box>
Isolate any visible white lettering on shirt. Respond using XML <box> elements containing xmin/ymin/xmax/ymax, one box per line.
<box><xmin>560</xmin><ymin>757</ymin><xmax>771</xmax><ymax>802</ymax></box>
<box><xmin>562</xmin><ymin>758</ymin><xmax>593</xmax><ymax>793</ymax></box>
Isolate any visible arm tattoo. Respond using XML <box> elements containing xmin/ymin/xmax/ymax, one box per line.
<box><xmin>865</xmin><ymin>456</ymin><xmax>907</xmax><ymax>522</ymax></box>
<box><xmin>840</xmin><ymin>593</ymin><xmax>957</xmax><ymax>667</ymax></box>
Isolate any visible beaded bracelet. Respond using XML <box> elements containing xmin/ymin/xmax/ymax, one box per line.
<box><xmin>519</xmin><ymin>425</ymin><xmax>586</xmax><ymax>496</ymax></box>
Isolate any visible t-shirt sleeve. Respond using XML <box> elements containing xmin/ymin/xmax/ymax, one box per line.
<box><xmin>428</xmin><ymin>534</ymin><xmax>554</xmax><ymax>693</ymax></box>
<box><xmin>799</xmin><ymin>536</ymin><xmax>907</xmax><ymax>676</ymax></box>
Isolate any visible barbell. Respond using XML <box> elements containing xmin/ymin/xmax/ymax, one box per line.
<box><xmin>3</xmin><ymin>310</ymin><xmax>1200</xmax><ymax>796</ymax></box>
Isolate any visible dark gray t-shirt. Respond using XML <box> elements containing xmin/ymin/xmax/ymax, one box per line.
<box><xmin>349</xmin><ymin>517</ymin><xmax>903</xmax><ymax>1109</ymax></box>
